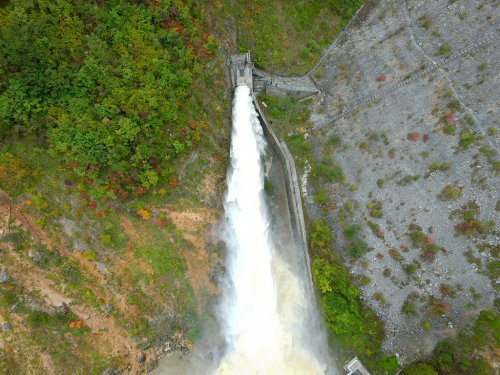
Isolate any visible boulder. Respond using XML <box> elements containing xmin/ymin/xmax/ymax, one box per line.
<box><xmin>58</xmin><ymin>302</ymin><xmax>69</xmax><ymax>316</ymax></box>
<box><xmin>101</xmin><ymin>369</ymin><xmax>115</xmax><ymax>375</ymax></box>
<box><xmin>0</xmin><ymin>271</ymin><xmax>11</xmax><ymax>283</ymax></box>
<box><xmin>136</xmin><ymin>352</ymin><xmax>146</xmax><ymax>364</ymax></box>
<box><xmin>2</xmin><ymin>322</ymin><xmax>11</xmax><ymax>331</ymax></box>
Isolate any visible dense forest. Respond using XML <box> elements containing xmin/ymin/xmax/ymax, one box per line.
<box><xmin>1</xmin><ymin>0</ymin><xmax>221</xmax><ymax>198</ymax></box>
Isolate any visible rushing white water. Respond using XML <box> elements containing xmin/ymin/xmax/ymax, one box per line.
<box><xmin>214</xmin><ymin>86</ymin><xmax>327</xmax><ymax>375</ymax></box>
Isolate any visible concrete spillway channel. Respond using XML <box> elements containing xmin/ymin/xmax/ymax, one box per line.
<box><xmin>250</xmin><ymin>92</ymin><xmax>315</xmax><ymax>300</ymax></box>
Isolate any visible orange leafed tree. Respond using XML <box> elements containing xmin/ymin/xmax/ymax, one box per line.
<box><xmin>69</xmin><ymin>320</ymin><xmax>83</xmax><ymax>328</ymax></box>
<box><xmin>138</xmin><ymin>208</ymin><xmax>150</xmax><ymax>220</ymax></box>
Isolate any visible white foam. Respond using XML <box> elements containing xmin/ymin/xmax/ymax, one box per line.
<box><xmin>214</xmin><ymin>86</ymin><xmax>327</xmax><ymax>375</ymax></box>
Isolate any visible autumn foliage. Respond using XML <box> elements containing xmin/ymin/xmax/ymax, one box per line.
<box><xmin>138</xmin><ymin>209</ymin><xmax>151</xmax><ymax>220</ymax></box>
<box><xmin>69</xmin><ymin>320</ymin><xmax>83</xmax><ymax>328</ymax></box>
<box><xmin>439</xmin><ymin>284</ymin><xmax>451</xmax><ymax>295</ymax></box>
<box><xmin>432</xmin><ymin>301</ymin><xmax>450</xmax><ymax>315</ymax></box>
<box><xmin>155</xmin><ymin>218</ymin><xmax>166</xmax><ymax>227</ymax></box>
<box><xmin>408</xmin><ymin>132</ymin><xmax>420</xmax><ymax>141</ymax></box>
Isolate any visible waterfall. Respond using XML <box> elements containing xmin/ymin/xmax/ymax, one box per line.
<box><xmin>214</xmin><ymin>86</ymin><xmax>328</xmax><ymax>375</ymax></box>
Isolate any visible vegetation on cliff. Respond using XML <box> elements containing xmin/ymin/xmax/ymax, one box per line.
<box><xmin>0</xmin><ymin>0</ymin><xmax>227</xmax><ymax>198</ymax></box>
<box><xmin>212</xmin><ymin>0</ymin><xmax>363</xmax><ymax>73</ymax></box>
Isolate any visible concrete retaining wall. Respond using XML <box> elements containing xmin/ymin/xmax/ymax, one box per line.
<box><xmin>266</xmin><ymin>85</ymin><xmax>319</xmax><ymax>100</ymax></box>
<box><xmin>250</xmin><ymin>92</ymin><xmax>315</xmax><ymax>298</ymax></box>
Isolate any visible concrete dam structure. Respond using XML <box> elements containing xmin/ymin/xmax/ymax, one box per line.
<box><xmin>229</xmin><ymin>52</ymin><xmax>319</xmax><ymax>100</ymax></box>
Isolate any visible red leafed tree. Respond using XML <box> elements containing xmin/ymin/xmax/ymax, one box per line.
<box><xmin>408</xmin><ymin>132</ymin><xmax>420</xmax><ymax>141</ymax></box>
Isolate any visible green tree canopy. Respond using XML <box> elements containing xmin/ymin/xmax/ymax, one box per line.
<box><xmin>0</xmin><ymin>0</ymin><xmax>221</xmax><ymax>197</ymax></box>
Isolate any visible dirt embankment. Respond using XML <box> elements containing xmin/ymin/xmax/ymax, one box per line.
<box><xmin>0</xmin><ymin>188</ymin><xmax>224</xmax><ymax>374</ymax></box>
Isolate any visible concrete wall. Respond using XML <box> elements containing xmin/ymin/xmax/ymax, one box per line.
<box><xmin>250</xmin><ymin>92</ymin><xmax>315</xmax><ymax>298</ymax></box>
<box><xmin>266</xmin><ymin>85</ymin><xmax>318</xmax><ymax>100</ymax></box>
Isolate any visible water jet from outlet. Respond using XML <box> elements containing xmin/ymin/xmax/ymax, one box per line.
<box><xmin>213</xmin><ymin>86</ymin><xmax>331</xmax><ymax>375</ymax></box>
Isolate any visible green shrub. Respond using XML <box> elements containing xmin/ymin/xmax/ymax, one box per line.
<box><xmin>464</xmin><ymin>210</ymin><xmax>478</xmax><ymax>222</ymax></box>
<box><xmin>349</xmin><ymin>241</ymin><xmax>369</xmax><ymax>258</ymax></box>
<box><xmin>314</xmin><ymin>68</ymin><xmax>323</xmax><ymax>79</ymax></box>
<box><xmin>359</xmin><ymin>140</ymin><xmax>369</xmax><ymax>149</ymax></box>
<box><xmin>361</xmin><ymin>275</ymin><xmax>371</xmax><ymax>286</ymax></box>
<box><xmin>370</xmin><ymin>209</ymin><xmax>382</xmax><ymax>218</ymax></box>
<box><xmin>447</xmin><ymin>100</ymin><xmax>460</xmax><ymax>110</ymax></box>
<box><xmin>302</xmin><ymin>140</ymin><xmax>313</xmax><ymax>154</ymax></box>
<box><xmin>309</xmin><ymin>220</ymin><xmax>333</xmax><ymax>257</ymax></box>
<box><xmin>300</xmin><ymin>48</ymin><xmax>312</xmax><ymax>59</ymax></box>
<box><xmin>278</xmin><ymin>96</ymin><xmax>293</xmax><ymax>112</ymax></box>
<box><xmin>101</xmin><ymin>234</ymin><xmax>115</xmax><ymax>248</ymax></box>
<box><xmin>429</xmin><ymin>162</ymin><xmax>451</xmax><ymax>172</ymax></box>
<box><xmin>464</xmin><ymin>115</ymin><xmax>474</xmax><ymax>126</ymax></box>
<box><xmin>312</xmin><ymin>162</ymin><xmax>344</xmax><ymax>183</ymax></box>
<box><xmin>26</xmin><ymin>311</ymin><xmax>51</xmax><ymax>328</ymax></box>
<box><xmin>405</xmin><ymin>264</ymin><xmax>418</xmax><ymax>275</ymax></box>
<box><xmin>397</xmin><ymin>174</ymin><xmax>420</xmax><ymax>186</ymax></box>
<box><xmin>0</xmin><ymin>290</ymin><xmax>18</xmax><ymax>307</ymax></box>
<box><xmin>329</xmin><ymin>134</ymin><xmax>341</xmax><ymax>147</ymax></box>
<box><xmin>437</xmin><ymin>184</ymin><xmax>462</xmax><ymax>201</ymax></box>
<box><xmin>313</xmin><ymin>189</ymin><xmax>329</xmax><ymax>205</ymax></box>
<box><xmin>404</xmin><ymin>363</ymin><xmax>437</xmax><ymax>375</ymax></box>
<box><xmin>443</xmin><ymin>124</ymin><xmax>456</xmax><ymax>134</ymax></box>
<box><xmin>376</xmin><ymin>179</ymin><xmax>384</xmax><ymax>188</ymax></box>
<box><xmin>82</xmin><ymin>251</ymin><xmax>96</xmax><ymax>260</ymax></box>
<box><xmin>401</xmin><ymin>302</ymin><xmax>416</xmax><ymax>316</ymax></box>
<box><xmin>30</xmin><ymin>192</ymin><xmax>49</xmax><ymax>211</ymax></box>
<box><xmin>421</xmin><ymin>18</ymin><xmax>431</xmax><ymax>28</ymax></box>
<box><xmin>436</xmin><ymin>44</ymin><xmax>451</xmax><ymax>55</ymax></box>
<box><xmin>410</xmin><ymin>231</ymin><xmax>425</xmax><ymax>244</ymax></box>
<box><xmin>311</xmin><ymin>257</ymin><xmax>385</xmax><ymax>367</ymax></box>
<box><xmin>478</xmin><ymin>63</ymin><xmax>486</xmax><ymax>71</ymax></box>
<box><xmin>479</xmin><ymin>221</ymin><xmax>495</xmax><ymax>234</ymax></box>
<box><xmin>264</xmin><ymin>179</ymin><xmax>274</xmax><ymax>195</ymax></box>
<box><xmin>381</xmin><ymin>356</ymin><xmax>398</xmax><ymax>372</ymax></box>
<box><xmin>343</xmin><ymin>224</ymin><xmax>361</xmax><ymax>240</ymax></box>
<box><xmin>460</xmin><ymin>132</ymin><xmax>475</xmax><ymax>146</ymax></box>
